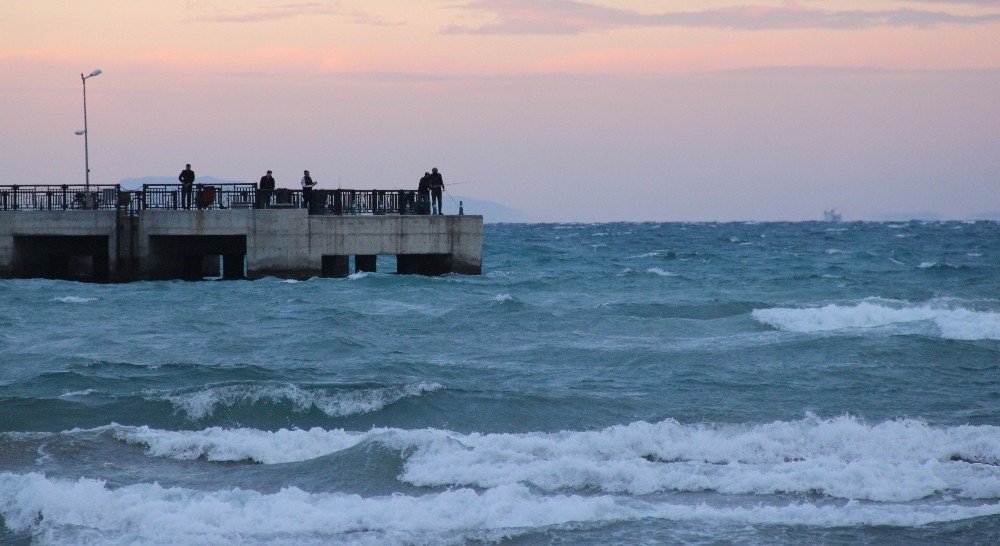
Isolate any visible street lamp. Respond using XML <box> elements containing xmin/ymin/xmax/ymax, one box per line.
<box><xmin>80</xmin><ymin>69</ymin><xmax>102</xmax><ymax>192</ymax></box>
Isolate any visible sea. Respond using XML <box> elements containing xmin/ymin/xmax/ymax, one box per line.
<box><xmin>1</xmin><ymin>221</ymin><xmax>998</xmax><ymax>545</ymax></box>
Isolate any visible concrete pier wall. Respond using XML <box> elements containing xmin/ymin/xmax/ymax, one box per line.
<box><xmin>0</xmin><ymin>210</ymin><xmax>482</xmax><ymax>281</ymax></box>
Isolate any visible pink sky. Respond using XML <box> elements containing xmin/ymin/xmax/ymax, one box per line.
<box><xmin>2</xmin><ymin>0</ymin><xmax>998</xmax><ymax>220</ymax></box>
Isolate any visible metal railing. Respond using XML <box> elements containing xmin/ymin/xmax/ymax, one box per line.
<box><xmin>312</xmin><ymin>189</ymin><xmax>421</xmax><ymax>215</ymax></box>
<box><xmin>0</xmin><ymin>184</ymin><xmax>123</xmax><ymax>211</ymax></box>
<box><xmin>1</xmin><ymin>184</ymin><xmax>430</xmax><ymax>216</ymax></box>
<box><xmin>140</xmin><ymin>183</ymin><xmax>257</xmax><ymax>210</ymax></box>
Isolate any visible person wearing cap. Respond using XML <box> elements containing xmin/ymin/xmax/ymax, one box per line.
<box><xmin>301</xmin><ymin>170</ymin><xmax>316</xmax><ymax>210</ymax></box>
<box><xmin>418</xmin><ymin>172</ymin><xmax>431</xmax><ymax>215</ymax></box>
<box><xmin>428</xmin><ymin>167</ymin><xmax>444</xmax><ymax>215</ymax></box>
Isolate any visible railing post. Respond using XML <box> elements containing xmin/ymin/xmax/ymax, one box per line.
<box><xmin>62</xmin><ymin>184</ymin><xmax>68</xmax><ymax>210</ymax></box>
<box><xmin>172</xmin><ymin>190</ymin><xmax>178</xmax><ymax>210</ymax></box>
<box><xmin>12</xmin><ymin>185</ymin><xmax>18</xmax><ymax>210</ymax></box>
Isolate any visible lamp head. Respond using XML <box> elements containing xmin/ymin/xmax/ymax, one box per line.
<box><xmin>89</xmin><ymin>69</ymin><xmax>102</xmax><ymax>77</ymax></box>
<box><xmin>75</xmin><ymin>130</ymin><xmax>86</xmax><ymax>135</ymax></box>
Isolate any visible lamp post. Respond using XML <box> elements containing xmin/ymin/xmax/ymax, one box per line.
<box><xmin>80</xmin><ymin>69</ymin><xmax>102</xmax><ymax>192</ymax></box>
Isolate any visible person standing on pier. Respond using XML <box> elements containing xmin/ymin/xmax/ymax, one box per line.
<box><xmin>178</xmin><ymin>164</ymin><xmax>195</xmax><ymax>210</ymax></box>
<box><xmin>301</xmin><ymin>170</ymin><xmax>316</xmax><ymax>210</ymax></box>
<box><xmin>429</xmin><ymin>167</ymin><xmax>444</xmax><ymax>215</ymax></box>
<box><xmin>257</xmin><ymin>170</ymin><xmax>275</xmax><ymax>209</ymax></box>
<box><xmin>418</xmin><ymin>172</ymin><xmax>431</xmax><ymax>215</ymax></box>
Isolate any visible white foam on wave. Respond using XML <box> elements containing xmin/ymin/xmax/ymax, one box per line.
<box><xmin>108</xmin><ymin>415</ymin><xmax>1000</xmax><ymax>503</ymax></box>
<box><xmin>752</xmin><ymin>301</ymin><xmax>1000</xmax><ymax>340</ymax></box>
<box><xmin>619</xmin><ymin>267</ymin><xmax>679</xmax><ymax>278</ymax></box>
<box><xmin>628</xmin><ymin>250</ymin><xmax>666</xmax><ymax>259</ymax></box>
<box><xmin>150</xmin><ymin>382</ymin><xmax>443</xmax><ymax>420</ymax></box>
<box><xmin>348</xmin><ymin>272</ymin><xmax>370</xmax><ymax>280</ymax></box>
<box><xmin>52</xmin><ymin>296</ymin><xmax>98</xmax><ymax>303</ymax></box>
<box><xmin>647</xmin><ymin>268</ymin><xmax>679</xmax><ymax>277</ymax></box>
<box><xmin>113</xmin><ymin>425</ymin><xmax>365</xmax><ymax>463</ymax></box>
<box><xmin>2</xmin><ymin>473</ymin><xmax>998</xmax><ymax>545</ymax></box>
<box><xmin>59</xmin><ymin>389</ymin><xmax>96</xmax><ymax>398</ymax></box>
<box><xmin>491</xmin><ymin>293</ymin><xmax>514</xmax><ymax>303</ymax></box>
<box><xmin>825</xmin><ymin>248</ymin><xmax>845</xmax><ymax>254</ymax></box>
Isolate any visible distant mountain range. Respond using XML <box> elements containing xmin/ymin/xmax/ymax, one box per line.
<box><xmin>118</xmin><ymin>176</ymin><xmax>529</xmax><ymax>223</ymax></box>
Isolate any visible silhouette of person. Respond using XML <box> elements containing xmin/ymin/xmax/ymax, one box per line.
<box><xmin>301</xmin><ymin>170</ymin><xmax>316</xmax><ymax>210</ymax></box>
<box><xmin>257</xmin><ymin>170</ymin><xmax>275</xmax><ymax>209</ymax></box>
<box><xmin>429</xmin><ymin>167</ymin><xmax>444</xmax><ymax>215</ymax></box>
<box><xmin>178</xmin><ymin>164</ymin><xmax>195</xmax><ymax>210</ymax></box>
<box><xmin>418</xmin><ymin>172</ymin><xmax>431</xmax><ymax>215</ymax></box>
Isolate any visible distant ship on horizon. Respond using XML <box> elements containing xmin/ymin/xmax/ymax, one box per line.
<box><xmin>823</xmin><ymin>209</ymin><xmax>842</xmax><ymax>222</ymax></box>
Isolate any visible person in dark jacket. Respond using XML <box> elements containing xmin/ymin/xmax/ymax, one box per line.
<box><xmin>301</xmin><ymin>170</ymin><xmax>316</xmax><ymax>210</ymax></box>
<box><xmin>178</xmin><ymin>164</ymin><xmax>195</xmax><ymax>210</ymax></box>
<box><xmin>417</xmin><ymin>172</ymin><xmax>431</xmax><ymax>215</ymax></box>
<box><xmin>429</xmin><ymin>167</ymin><xmax>444</xmax><ymax>215</ymax></box>
<box><xmin>257</xmin><ymin>170</ymin><xmax>275</xmax><ymax>209</ymax></box>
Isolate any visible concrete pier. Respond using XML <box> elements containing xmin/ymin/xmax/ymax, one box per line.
<box><xmin>0</xmin><ymin>209</ymin><xmax>483</xmax><ymax>281</ymax></box>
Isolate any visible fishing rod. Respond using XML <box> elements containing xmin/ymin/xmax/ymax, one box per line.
<box><xmin>444</xmin><ymin>186</ymin><xmax>459</xmax><ymax>206</ymax></box>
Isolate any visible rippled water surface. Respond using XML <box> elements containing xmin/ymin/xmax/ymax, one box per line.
<box><xmin>1</xmin><ymin>221</ymin><xmax>998</xmax><ymax>544</ymax></box>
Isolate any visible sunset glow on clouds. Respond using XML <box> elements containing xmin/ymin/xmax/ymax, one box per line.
<box><xmin>1</xmin><ymin>1</ymin><xmax>997</xmax><ymax>220</ymax></box>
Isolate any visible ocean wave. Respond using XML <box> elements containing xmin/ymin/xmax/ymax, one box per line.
<box><xmin>58</xmin><ymin>389</ymin><xmax>97</xmax><ymax>398</ymax></box>
<box><xmin>751</xmin><ymin>302</ymin><xmax>1000</xmax><ymax>340</ymax></box>
<box><xmin>108</xmin><ymin>415</ymin><xmax>1000</xmax><ymax>502</ymax></box>
<box><xmin>647</xmin><ymin>268</ymin><xmax>679</xmax><ymax>277</ymax></box>
<box><xmin>51</xmin><ymin>296</ymin><xmax>98</xmax><ymax>303</ymax></box>
<box><xmin>917</xmin><ymin>261</ymin><xmax>968</xmax><ymax>271</ymax></box>
<box><xmin>112</xmin><ymin>425</ymin><xmax>366</xmax><ymax>463</ymax></box>
<box><xmin>2</xmin><ymin>474</ymin><xmax>998</xmax><ymax>546</ymax></box>
<box><xmin>627</xmin><ymin>250</ymin><xmax>676</xmax><ymax>259</ymax></box>
<box><xmin>147</xmin><ymin>382</ymin><xmax>443</xmax><ymax>420</ymax></box>
<box><xmin>618</xmin><ymin>268</ymin><xmax>679</xmax><ymax>278</ymax></box>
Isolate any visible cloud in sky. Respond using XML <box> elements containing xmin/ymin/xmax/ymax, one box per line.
<box><xmin>442</xmin><ymin>0</ymin><xmax>1000</xmax><ymax>35</ymax></box>
<box><xmin>189</xmin><ymin>1</ymin><xmax>394</xmax><ymax>25</ymax></box>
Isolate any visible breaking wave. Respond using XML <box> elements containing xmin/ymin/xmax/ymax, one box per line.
<box><xmin>752</xmin><ymin>301</ymin><xmax>1000</xmax><ymax>340</ymax></box>
<box><xmin>51</xmin><ymin>296</ymin><xmax>98</xmax><ymax>303</ymax></box>
<box><xmin>109</xmin><ymin>415</ymin><xmax>1000</xmax><ymax>502</ymax></box>
<box><xmin>2</xmin><ymin>473</ymin><xmax>999</xmax><ymax>546</ymax></box>
<box><xmin>491</xmin><ymin>293</ymin><xmax>515</xmax><ymax>304</ymax></box>
<box><xmin>147</xmin><ymin>382</ymin><xmax>443</xmax><ymax>420</ymax></box>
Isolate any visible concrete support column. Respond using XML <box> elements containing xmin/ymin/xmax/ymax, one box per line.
<box><xmin>322</xmin><ymin>255</ymin><xmax>349</xmax><ymax>278</ymax></box>
<box><xmin>355</xmin><ymin>254</ymin><xmax>376</xmax><ymax>273</ymax></box>
<box><xmin>222</xmin><ymin>254</ymin><xmax>245</xmax><ymax>279</ymax></box>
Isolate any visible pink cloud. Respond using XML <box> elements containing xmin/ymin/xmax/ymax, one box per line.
<box><xmin>189</xmin><ymin>1</ymin><xmax>395</xmax><ymax>26</ymax></box>
<box><xmin>442</xmin><ymin>0</ymin><xmax>1000</xmax><ymax>35</ymax></box>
